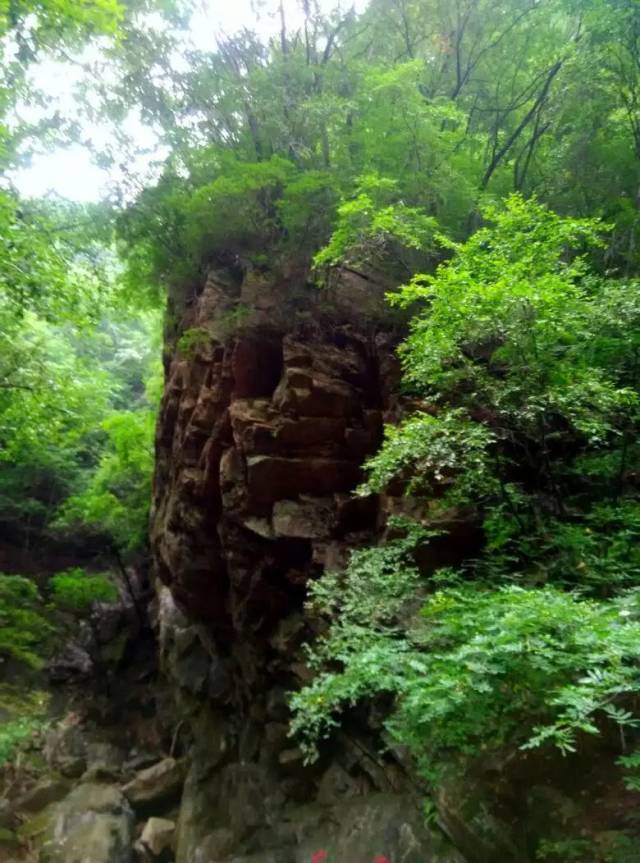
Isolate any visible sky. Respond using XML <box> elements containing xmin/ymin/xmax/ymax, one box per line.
<box><xmin>11</xmin><ymin>0</ymin><xmax>366</xmax><ymax>202</ymax></box>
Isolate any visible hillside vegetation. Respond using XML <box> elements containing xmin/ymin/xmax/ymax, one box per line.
<box><xmin>2</xmin><ymin>0</ymin><xmax>640</xmax><ymax>859</ymax></box>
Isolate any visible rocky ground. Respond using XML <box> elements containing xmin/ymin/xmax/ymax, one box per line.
<box><xmin>0</xmin><ymin>581</ymin><xmax>459</xmax><ymax>863</ymax></box>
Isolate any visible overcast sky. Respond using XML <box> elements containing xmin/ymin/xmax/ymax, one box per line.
<box><xmin>12</xmin><ymin>0</ymin><xmax>366</xmax><ymax>202</ymax></box>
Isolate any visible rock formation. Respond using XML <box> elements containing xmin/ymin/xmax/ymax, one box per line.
<box><xmin>149</xmin><ymin>265</ymin><xmax>460</xmax><ymax>862</ymax></box>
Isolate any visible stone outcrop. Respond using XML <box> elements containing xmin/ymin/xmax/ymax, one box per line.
<box><xmin>148</xmin><ymin>262</ymin><xmax>640</xmax><ymax>863</ymax></box>
<box><xmin>149</xmin><ymin>266</ymin><xmax>466</xmax><ymax>861</ymax></box>
<box><xmin>137</xmin><ymin>816</ymin><xmax>176</xmax><ymax>859</ymax></box>
<box><xmin>122</xmin><ymin>758</ymin><xmax>185</xmax><ymax>811</ymax></box>
<box><xmin>38</xmin><ymin>783</ymin><xmax>134</xmax><ymax>863</ymax></box>
<box><xmin>152</xmin><ymin>265</ymin><xmax>397</xmax><ymax>636</ymax></box>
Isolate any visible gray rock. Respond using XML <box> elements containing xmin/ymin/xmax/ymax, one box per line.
<box><xmin>177</xmin><ymin>767</ymin><xmax>466</xmax><ymax>863</ymax></box>
<box><xmin>0</xmin><ymin>798</ymin><xmax>15</xmax><ymax>830</ymax></box>
<box><xmin>272</xmin><ymin>497</ymin><xmax>334</xmax><ymax>539</ymax></box>
<box><xmin>124</xmin><ymin>750</ymin><xmax>164</xmax><ymax>774</ymax></box>
<box><xmin>122</xmin><ymin>757</ymin><xmax>185</xmax><ymax>810</ymax></box>
<box><xmin>139</xmin><ymin>816</ymin><xmax>176</xmax><ymax>857</ymax></box>
<box><xmin>93</xmin><ymin>600</ymin><xmax>127</xmax><ymax>644</ymax></box>
<box><xmin>196</xmin><ymin>828</ymin><xmax>235</xmax><ymax>860</ymax></box>
<box><xmin>82</xmin><ymin>742</ymin><xmax>126</xmax><ymax>782</ymax></box>
<box><xmin>39</xmin><ymin>782</ymin><xmax>134</xmax><ymax>863</ymax></box>
<box><xmin>15</xmin><ymin>778</ymin><xmax>70</xmax><ymax>813</ymax></box>
<box><xmin>47</xmin><ymin>643</ymin><xmax>93</xmax><ymax>683</ymax></box>
<box><xmin>44</xmin><ymin>724</ymin><xmax>88</xmax><ymax>778</ymax></box>
<box><xmin>435</xmin><ymin>769</ymin><xmax>523</xmax><ymax>863</ymax></box>
<box><xmin>265</xmin><ymin>688</ymin><xmax>289</xmax><ymax>722</ymax></box>
<box><xmin>290</xmin><ymin>793</ymin><xmax>467</xmax><ymax>863</ymax></box>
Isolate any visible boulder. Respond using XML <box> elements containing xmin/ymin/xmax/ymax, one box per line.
<box><xmin>83</xmin><ymin>742</ymin><xmax>126</xmax><ymax>782</ymax></box>
<box><xmin>46</xmin><ymin>643</ymin><xmax>93</xmax><ymax>683</ymax></box>
<box><xmin>44</xmin><ymin>723</ymin><xmax>88</xmax><ymax>778</ymax></box>
<box><xmin>291</xmin><ymin>793</ymin><xmax>467</xmax><ymax>863</ymax></box>
<box><xmin>15</xmin><ymin>778</ymin><xmax>70</xmax><ymax>814</ymax></box>
<box><xmin>137</xmin><ymin>817</ymin><xmax>175</xmax><ymax>858</ymax></box>
<box><xmin>39</xmin><ymin>782</ymin><xmax>134</xmax><ymax>863</ymax></box>
<box><xmin>122</xmin><ymin>758</ymin><xmax>185</xmax><ymax>810</ymax></box>
<box><xmin>196</xmin><ymin>828</ymin><xmax>235</xmax><ymax>860</ymax></box>
<box><xmin>434</xmin><ymin>769</ymin><xmax>524</xmax><ymax>863</ymax></box>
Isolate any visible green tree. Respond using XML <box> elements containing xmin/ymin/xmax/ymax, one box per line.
<box><xmin>291</xmin><ymin>197</ymin><xmax>640</xmax><ymax>785</ymax></box>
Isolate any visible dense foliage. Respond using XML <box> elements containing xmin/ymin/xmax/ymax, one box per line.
<box><xmin>291</xmin><ymin>197</ymin><xmax>640</xmax><ymax>797</ymax></box>
<box><xmin>4</xmin><ymin>0</ymin><xmax>640</xmax><ymax>856</ymax></box>
<box><xmin>0</xmin><ymin>574</ymin><xmax>52</xmax><ymax>667</ymax></box>
<box><xmin>0</xmin><ymin>0</ymin><xmax>173</xmax><ymax>563</ymax></box>
<box><xmin>114</xmin><ymin>0</ymin><xmax>640</xmax><ymax>294</ymax></box>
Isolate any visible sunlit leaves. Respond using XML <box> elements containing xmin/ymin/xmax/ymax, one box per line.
<box><xmin>50</xmin><ymin>567</ymin><xmax>117</xmax><ymax>611</ymax></box>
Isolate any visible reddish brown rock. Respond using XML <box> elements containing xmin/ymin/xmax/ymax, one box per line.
<box><xmin>246</xmin><ymin>456</ymin><xmax>360</xmax><ymax>505</ymax></box>
<box><xmin>272</xmin><ymin>497</ymin><xmax>335</xmax><ymax>539</ymax></box>
<box><xmin>151</xmin><ymin>263</ymin><xmax>395</xmax><ymax>630</ymax></box>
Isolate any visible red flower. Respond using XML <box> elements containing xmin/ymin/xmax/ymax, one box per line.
<box><xmin>373</xmin><ymin>858</ymin><xmax>392</xmax><ymax>863</ymax></box>
<box><xmin>311</xmin><ymin>851</ymin><xmax>328</xmax><ymax>863</ymax></box>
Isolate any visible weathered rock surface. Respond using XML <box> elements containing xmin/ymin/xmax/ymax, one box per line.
<box><xmin>44</xmin><ymin>723</ymin><xmax>89</xmax><ymax>779</ymax></box>
<box><xmin>39</xmin><ymin>782</ymin><xmax>134</xmax><ymax>863</ymax></box>
<box><xmin>15</xmin><ymin>779</ymin><xmax>70</xmax><ymax>814</ymax></box>
<box><xmin>175</xmin><ymin>760</ymin><xmax>464</xmax><ymax>863</ymax></box>
<box><xmin>122</xmin><ymin>757</ymin><xmax>185</xmax><ymax>810</ymax></box>
<box><xmin>137</xmin><ymin>816</ymin><xmax>176</xmax><ymax>859</ymax></box>
<box><xmin>148</xmin><ymin>265</ymin><xmax>473</xmax><ymax>863</ymax></box>
<box><xmin>152</xmin><ymin>266</ymin><xmax>396</xmax><ymax>628</ymax></box>
<box><xmin>46</xmin><ymin>642</ymin><xmax>93</xmax><ymax>683</ymax></box>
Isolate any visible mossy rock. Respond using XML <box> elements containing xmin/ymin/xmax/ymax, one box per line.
<box><xmin>0</xmin><ymin>826</ymin><xmax>20</xmax><ymax>847</ymax></box>
<box><xmin>100</xmin><ymin>631</ymin><xmax>130</xmax><ymax>665</ymax></box>
<box><xmin>17</xmin><ymin>806</ymin><xmax>55</xmax><ymax>843</ymax></box>
<box><xmin>20</xmin><ymin>783</ymin><xmax>135</xmax><ymax>863</ymax></box>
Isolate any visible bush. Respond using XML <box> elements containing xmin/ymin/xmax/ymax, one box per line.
<box><xmin>0</xmin><ymin>716</ymin><xmax>47</xmax><ymax>766</ymax></box>
<box><xmin>50</xmin><ymin>568</ymin><xmax>117</xmax><ymax>613</ymax></box>
<box><xmin>291</xmin><ymin>198</ymin><xmax>640</xmax><ymax>782</ymax></box>
<box><xmin>292</xmin><ymin>554</ymin><xmax>640</xmax><ymax>779</ymax></box>
<box><xmin>0</xmin><ymin>575</ymin><xmax>53</xmax><ymax>668</ymax></box>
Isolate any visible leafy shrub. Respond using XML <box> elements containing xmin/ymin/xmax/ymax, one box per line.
<box><xmin>0</xmin><ymin>575</ymin><xmax>53</xmax><ymax>667</ymax></box>
<box><xmin>56</xmin><ymin>400</ymin><xmax>157</xmax><ymax>554</ymax></box>
<box><xmin>50</xmin><ymin>568</ymin><xmax>117</xmax><ymax>612</ymax></box>
<box><xmin>292</xmin><ymin>545</ymin><xmax>640</xmax><ymax>776</ymax></box>
<box><xmin>314</xmin><ymin>174</ymin><xmax>436</xmax><ymax>271</ymax></box>
<box><xmin>177</xmin><ymin>327</ymin><xmax>211</xmax><ymax>357</ymax></box>
<box><xmin>291</xmin><ymin>197</ymin><xmax>640</xmax><ymax>784</ymax></box>
<box><xmin>617</xmin><ymin>749</ymin><xmax>640</xmax><ymax>791</ymax></box>
<box><xmin>0</xmin><ymin>717</ymin><xmax>47</xmax><ymax>766</ymax></box>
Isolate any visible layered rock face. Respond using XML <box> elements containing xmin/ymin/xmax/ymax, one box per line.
<box><xmin>152</xmin><ymin>266</ymin><xmax>394</xmax><ymax>632</ymax></box>
<box><xmin>149</xmin><ymin>267</ymin><xmax>462</xmax><ymax>862</ymax></box>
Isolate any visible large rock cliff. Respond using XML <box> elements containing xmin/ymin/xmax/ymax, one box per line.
<box><xmin>148</xmin><ymin>265</ymin><xmax>465</xmax><ymax>862</ymax></box>
<box><xmin>152</xmin><ymin>265</ymin><xmax>394</xmax><ymax>632</ymax></box>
